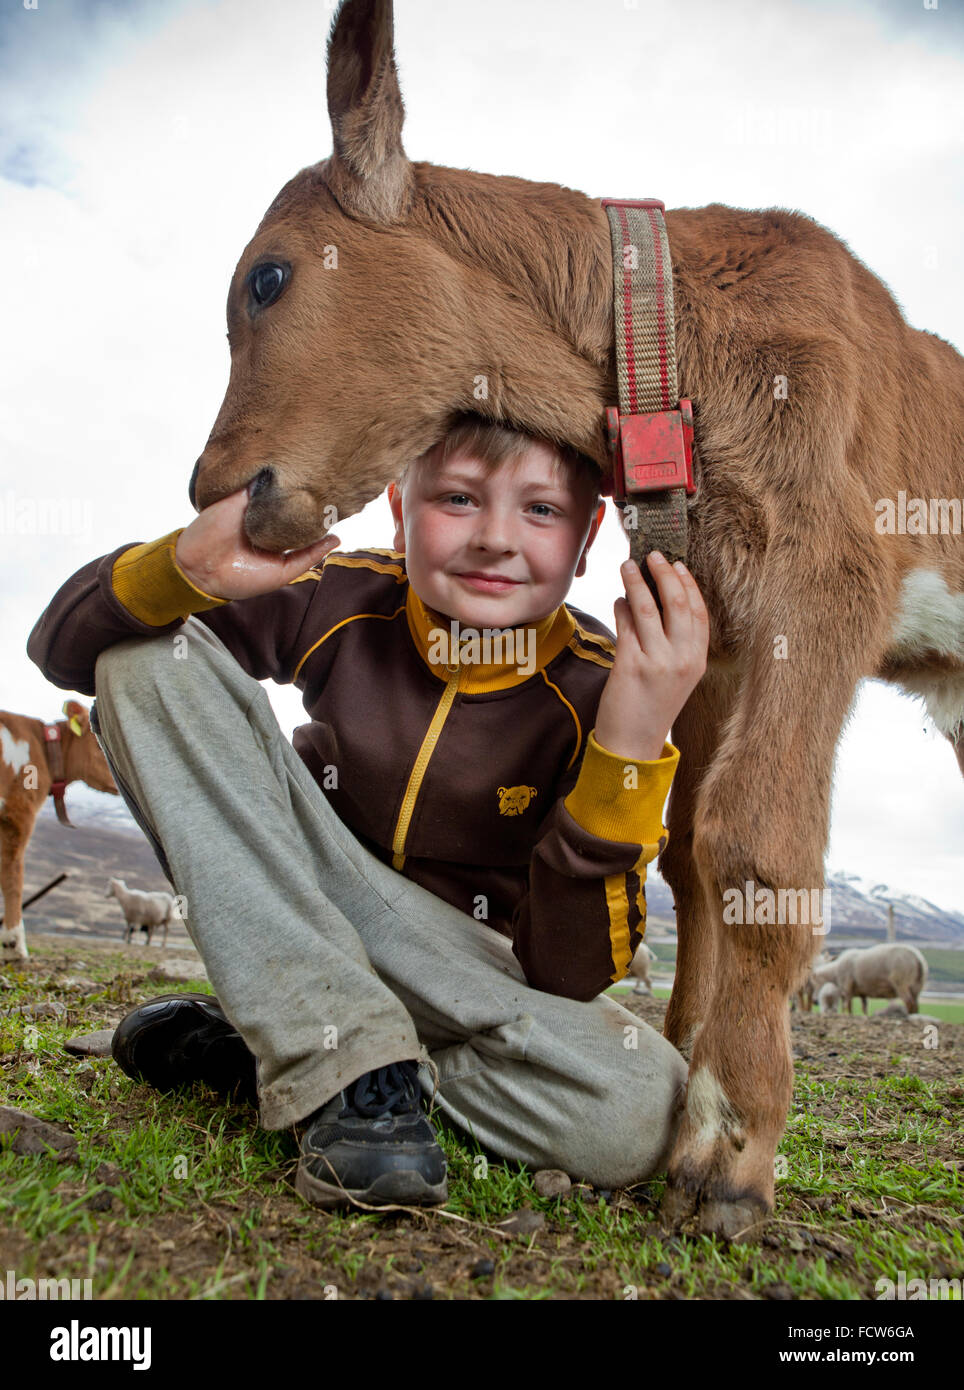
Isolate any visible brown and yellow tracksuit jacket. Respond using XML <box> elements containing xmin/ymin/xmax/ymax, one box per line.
<box><xmin>26</xmin><ymin>530</ymin><xmax>680</xmax><ymax>1001</ymax></box>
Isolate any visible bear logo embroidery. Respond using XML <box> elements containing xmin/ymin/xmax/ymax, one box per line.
<box><xmin>497</xmin><ymin>785</ymin><xmax>538</xmax><ymax>817</ymax></box>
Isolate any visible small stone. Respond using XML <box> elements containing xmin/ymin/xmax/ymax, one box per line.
<box><xmin>533</xmin><ymin>1169</ymin><xmax>571</xmax><ymax>1200</ymax></box>
<box><xmin>60</xmin><ymin>977</ymin><xmax>100</xmax><ymax>992</ymax></box>
<box><xmin>498</xmin><ymin>1207</ymin><xmax>544</xmax><ymax>1236</ymax></box>
<box><xmin>410</xmin><ymin>1282</ymin><xmax>434</xmax><ymax>1300</ymax></box>
<box><xmin>470</xmin><ymin>1258</ymin><xmax>495</xmax><ymax>1279</ymax></box>
<box><xmin>64</xmin><ymin>1029</ymin><xmax>116</xmax><ymax>1058</ymax></box>
<box><xmin>595</xmin><ymin>1188</ymin><xmax>613</xmax><ymax>1203</ymax></box>
<box><xmin>655</xmin><ymin>1261</ymin><xmax>672</xmax><ymax>1277</ymax></box>
<box><xmin>149</xmin><ymin>958</ymin><xmax>208</xmax><ymax>983</ymax></box>
<box><xmin>374</xmin><ymin>1289</ymin><xmax>394</xmax><ymax>1301</ymax></box>
<box><xmin>94</xmin><ymin>1162</ymin><xmax>124</xmax><ymax>1186</ymax></box>
<box><xmin>0</xmin><ymin>1105</ymin><xmax>78</xmax><ymax>1157</ymax></box>
<box><xmin>86</xmin><ymin>1190</ymin><xmax>114</xmax><ymax>1212</ymax></box>
<box><xmin>875</xmin><ymin>1002</ymin><xmax>908</xmax><ymax>1019</ymax></box>
<box><xmin>1</xmin><ymin>1000</ymin><xmax>66</xmax><ymax>1020</ymax></box>
<box><xmin>763</xmin><ymin>1282</ymin><xmax>794</xmax><ymax>1300</ymax></box>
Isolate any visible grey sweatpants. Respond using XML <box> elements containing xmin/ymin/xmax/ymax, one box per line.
<box><xmin>90</xmin><ymin>616</ymin><xmax>687</xmax><ymax>1188</ymax></box>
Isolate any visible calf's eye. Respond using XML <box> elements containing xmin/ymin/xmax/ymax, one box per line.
<box><xmin>247</xmin><ymin>262</ymin><xmax>289</xmax><ymax>308</ymax></box>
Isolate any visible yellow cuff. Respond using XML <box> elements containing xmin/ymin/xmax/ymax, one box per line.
<box><xmin>564</xmin><ymin>729</ymin><xmax>680</xmax><ymax>845</ymax></box>
<box><xmin>111</xmin><ymin>529</ymin><xmax>230</xmax><ymax>626</ymax></box>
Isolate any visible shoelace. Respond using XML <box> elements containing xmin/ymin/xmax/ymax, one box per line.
<box><xmin>341</xmin><ymin>1060</ymin><xmax>421</xmax><ymax>1118</ymax></box>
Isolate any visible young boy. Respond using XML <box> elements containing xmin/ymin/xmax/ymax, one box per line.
<box><xmin>26</xmin><ymin>415</ymin><xmax>709</xmax><ymax>1210</ymax></box>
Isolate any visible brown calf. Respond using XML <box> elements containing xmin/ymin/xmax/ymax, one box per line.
<box><xmin>184</xmin><ymin>0</ymin><xmax>963</xmax><ymax>1238</ymax></box>
<box><xmin>0</xmin><ymin>702</ymin><xmax>118</xmax><ymax>962</ymax></box>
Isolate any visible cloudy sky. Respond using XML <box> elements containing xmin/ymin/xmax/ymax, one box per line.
<box><xmin>2</xmin><ymin>0</ymin><xmax>962</xmax><ymax>913</ymax></box>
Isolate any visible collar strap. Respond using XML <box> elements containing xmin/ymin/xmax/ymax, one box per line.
<box><xmin>42</xmin><ymin>723</ymin><xmax>75</xmax><ymax>828</ymax></box>
<box><xmin>599</xmin><ymin>197</ymin><xmax>696</xmax><ymax>578</ymax></box>
<box><xmin>405</xmin><ymin>587</ymin><xmax>575</xmax><ymax>692</ymax></box>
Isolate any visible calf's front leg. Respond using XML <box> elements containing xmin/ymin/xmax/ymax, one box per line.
<box><xmin>0</xmin><ymin>822</ymin><xmax>30</xmax><ymax>962</ymax></box>
<box><xmin>659</xmin><ymin>539</ymin><xmax>883</xmax><ymax>1240</ymax></box>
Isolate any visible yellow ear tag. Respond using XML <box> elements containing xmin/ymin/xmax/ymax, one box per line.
<box><xmin>68</xmin><ymin>716</ymin><xmax>83</xmax><ymax>737</ymax></box>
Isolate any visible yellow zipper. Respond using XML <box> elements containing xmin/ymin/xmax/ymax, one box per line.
<box><xmin>391</xmin><ymin>662</ymin><xmax>463</xmax><ymax>870</ymax></box>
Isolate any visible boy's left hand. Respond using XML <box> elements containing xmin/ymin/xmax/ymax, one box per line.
<box><xmin>593</xmin><ymin>551</ymin><xmax>710</xmax><ymax>763</ymax></box>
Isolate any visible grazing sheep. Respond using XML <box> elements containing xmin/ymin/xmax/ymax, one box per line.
<box><xmin>816</xmin><ymin>982</ymin><xmax>841</xmax><ymax>1015</ymax></box>
<box><xmin>810</xmin><ymin>943</ymin><xmax>929</xmax><ymax>1016</ymax></box>
<box><xmin>105</xmin><ymin>877</ymin><xmax>177</xmax><ymax>948</ymax></box>
<box><xmin>627</xmin><ymin>943</ymin><xmax>658</xmax><ymax>995</ymax></box>
<box><xmin>792</xmin><ymin>952</ymin><xmax>831</xmax><ymax>1012</ymax></box>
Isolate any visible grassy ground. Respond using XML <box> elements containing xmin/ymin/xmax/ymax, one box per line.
<box><xmin>1</xmin><ymin>936</ymin><xmax>961</xmax><ymax>1300</ymax></box>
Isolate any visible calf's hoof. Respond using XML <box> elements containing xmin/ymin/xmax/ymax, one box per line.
<box><xmin>0</xmin><ymin>923</ymin><xmax>29</xmax><ymax>963</ymax></box>
<box><xmin>657</xmin><ymin>1063</ymin><xmax>777</xmax><ymax>1243</ymax></box>
<box><xmin>659</xmin><ymin>1179</ymin><xmax>769</xmax><ymax>1243</ymax></box>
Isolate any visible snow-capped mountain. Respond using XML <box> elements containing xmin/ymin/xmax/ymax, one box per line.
<box><xmin>821</xmin><ymin>872</ymin><xmax>964</xmax><ymax>945</ymax></box>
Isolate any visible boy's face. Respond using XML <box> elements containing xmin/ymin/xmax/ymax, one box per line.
<box><xmin>388</xmin><ymin>440</ymin><xmax>605</xmax><ymax>628</ymax></box>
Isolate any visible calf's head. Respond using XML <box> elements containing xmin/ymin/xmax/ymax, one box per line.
<box><xmin>191</xmin><ymin>0</ymin><xmax>614</xmax><ymax>552</ymax></box>
<box><xmin>63</xmin><ymin>701</ymin><xmax>118</xmax><ymax>796</ymax></box>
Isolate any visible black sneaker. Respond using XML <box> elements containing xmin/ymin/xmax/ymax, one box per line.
<box><xmin>295</xmin><ymin>1060</ymin><xmax>448</xmax><ymax>1210</ymax></box>
<box><xmin>110</xmin><ymin>992</ymin><xmax>258</xmax><ymax>1105</ymax></box>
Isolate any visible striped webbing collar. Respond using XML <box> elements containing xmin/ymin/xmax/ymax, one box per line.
<box><xmin>599</xmin><ymin>198</ymin><xmax>696</xmax><ymax>586</ymax></box>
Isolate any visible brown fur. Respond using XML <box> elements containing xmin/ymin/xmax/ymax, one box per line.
<box><xmin>0</xmin><ymin>703</ymin><xmax>117</xmax><ymax>960</ymax></box>
<box><xmin>187</xmin><ymin>0</ymin><xmax>964</xmax><ymax>1238</ymax></box>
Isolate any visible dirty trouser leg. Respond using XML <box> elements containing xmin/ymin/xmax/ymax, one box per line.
<box><xmin>93</xmin><ymin>617</ymin><xmax>687</xmax><ymax>1186</ymax></box>
<box><xmin>368</xmin><ymin>921</ymin><xmax>688</xmax><ymax>1189</ymax></box>
<box><xmin>92</xmin><ymin>619</ymin><xmax>423</xmax><ymax>1131</ymax></box>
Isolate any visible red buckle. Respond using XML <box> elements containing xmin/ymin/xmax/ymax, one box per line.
<box><xmin>43</xmin><ymin>724</ymin><xmax>60</xmax><ymax>742</ymax></box>
<box><xmin>602</xmin><ymin>400</ymin><xmax>696</xmax><ymax>501</ymax></box>
<box><xmin>50</xmin><ymin>780</ymin><xmax>67</xmax><ymax>798</ymax></box>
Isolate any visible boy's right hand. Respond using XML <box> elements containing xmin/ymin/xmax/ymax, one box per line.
<box><xmin>174</xmin><ymin>486</ymin><xmax>341</xmax><ymax>601</ymax></box>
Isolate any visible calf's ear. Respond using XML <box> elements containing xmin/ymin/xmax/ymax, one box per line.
<box><xmin>323</xmin><ymin>0</ymin><xmax>414</xmax><ymax>224</ymax></box>
<box><xmin>62</xmin><ymin>699</ymin><xmax>86</xmax><ymax>736</ymax></box>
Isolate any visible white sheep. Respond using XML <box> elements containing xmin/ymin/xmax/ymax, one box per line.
<box><xmin>627</xmin><ymin>942</ymin><xmax>658</xmax><ymax>994</ymax></box>
<box><xmin>816</xmin><ymin>981</ymin><xmax>841</xmax><ymax>1014</ymax></box>
<box><xmin>810</xmin><ymin>943</ymin><xmax>929</xmax><ymax>1015</ymax></box>
<box><xmin>105</xmin><ymin>877</ymin><xmax>178</xmax><ymax>948</ymax></box>
<box><xmin>792</xmin><ymin>951</ymin><xmax>831</xmax><ymax>1011</ymax></box>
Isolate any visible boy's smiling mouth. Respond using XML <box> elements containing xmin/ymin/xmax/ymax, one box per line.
<box><xmin>454</xmin><ymin>571</ymin><xmax>524</xmax><ymax>592</ymax></box>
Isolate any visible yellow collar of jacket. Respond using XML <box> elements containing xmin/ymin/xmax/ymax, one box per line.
<box><xmin>404</xmin><ymin>585</ymin><xmax>576</xmax><ymax>693</ymax></box>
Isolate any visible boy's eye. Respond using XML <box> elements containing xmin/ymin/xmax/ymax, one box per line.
<box><xmin>443</xmin><ymin>493</ymin><xmax>473</xmax><ymax>506</ymax></box>
<box><xmin>528</xmin><ymin>503</ymin><xmax>559</xmax><ymax>517</ymax></box>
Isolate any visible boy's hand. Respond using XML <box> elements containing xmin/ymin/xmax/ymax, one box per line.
<box><xmin>174</xmin><ymin>487</ymin><xmax>341</xmax><ymax>601</ymax></box>
<box><xmin>593</xmin><ymin>551</ymin><xmax>710</xmax><ymax>763</ymax></box>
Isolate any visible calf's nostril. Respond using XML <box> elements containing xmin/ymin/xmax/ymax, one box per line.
<box><xmin>188</xmin><ymin>459</ymin><xmax>200</xmax><ymax>511</ymax></box>
<box><xmin>248</xmin><ymin>466</ymin><xmax>275</xmax><ymax>500</ymax></box>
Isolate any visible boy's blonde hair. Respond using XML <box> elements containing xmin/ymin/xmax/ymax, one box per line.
<box><xmin>399</xmin><ymin>413</ymin><xmax>602</xmax><ymax>506</ymax></box>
